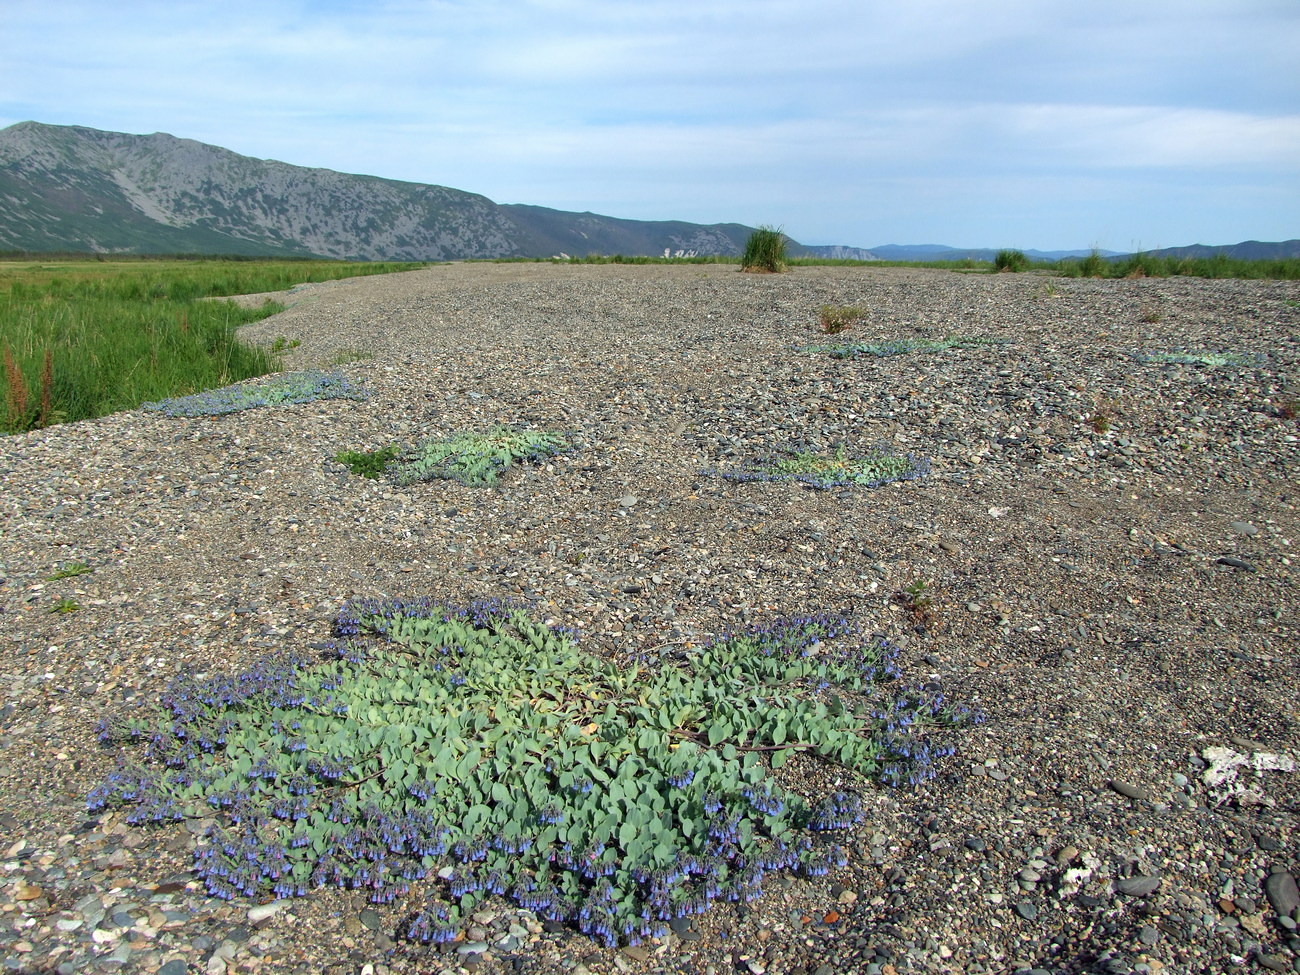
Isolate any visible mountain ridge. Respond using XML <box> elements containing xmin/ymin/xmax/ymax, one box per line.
<box><xmin>1</xmin><ymin>122</ymin><xmax>1294</xmax><ymax>262</ymax></box>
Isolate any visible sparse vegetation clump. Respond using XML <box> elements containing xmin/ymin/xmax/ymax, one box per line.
<box><xmin>1133</xmin><ymin>350</ymin><xmax>1257</xmax><ymax>368</ymax></box>
<box><xmin>384</xmin><ymin>427</ymin><xmax>569</xmax><ymax>487</ymax></box>
<box><xmin>740</xmin><ymin>226</ymin><xmax>789</xmax><ymax>273</ymax></box>
<box><xmin>808</xmin><ymin>335</ymin><xmax>1008</xmax><ymax>359</ymax></box>
<box><xmin>142</xmin><ymin>371</ymin><xmax>367</xmax><ymax>418</ymax></box>
<box><xmin>714</xmin><ymin>446</ymin><xmax>930</xmax><ymax>491</ymax></box>
<box><xmin>87</xmin><ymin>597</ymin><xmax>980</xmax><ymax>947</ymax></box>
<box><xmin>817</xmin><ymin>304</ymin><xmax>865</xmax><ymax>334</ymax></box>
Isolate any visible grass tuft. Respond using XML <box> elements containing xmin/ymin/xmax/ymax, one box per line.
<box><xmin>993</xmin><ymin>249</ymin><xmax>1029</xmax><ymax>273</ymax></box>
<box><xmin>740</xmin><ymin>226</ymin><xmax>789</xmax><ymax>273</ymax></box>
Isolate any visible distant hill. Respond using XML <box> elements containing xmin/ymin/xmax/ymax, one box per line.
<box><xmin>0</xmin><ymin>122</ymin><xmax>769</xmax><ymax>260</ymax></box>
<box><xmin>865</xmin><ymin>244</ymin><xmax>1123</xmax><ymax>263</ymax></box>
<box><xmin>1113</xmin><ymin>240</ymin><xmax>1300</xmax><ymax>261</ymax></box>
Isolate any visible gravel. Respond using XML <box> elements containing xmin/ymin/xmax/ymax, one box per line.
<box><xmin>1</xmin><ymin>261</ymin><xmax>1298</xmax><ymax>974</ymax></box>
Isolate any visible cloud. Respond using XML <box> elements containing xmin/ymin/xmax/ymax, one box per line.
<box><xmin>2</xmin><ymin>0</ymin><xmax>1298</xmax><ymax>249</ymax></box>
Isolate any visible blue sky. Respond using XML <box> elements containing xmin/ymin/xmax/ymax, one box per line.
<box><xmin>3</xmin><ymin>0</ymin><xmax>1297</xmax><ymax>251</ymax></box>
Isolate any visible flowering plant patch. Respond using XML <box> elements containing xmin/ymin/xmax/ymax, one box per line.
<box><xmin>1132</xmin><ymin>350</ymin><xmax>1257</xmax><ymax>368</ymax></box>
<box><xmin>142</xmin><ymin>371</ymin><xmax>367</xmax><ymax>417</ymax></box>
<box><xmin>713</xmin><ymin>446</ymin><xmax>930</xmax><ymax>490</ymax></box>
<box><xmin>89</xmin><ymin>598</ymin><xmax>977</xmax><ymax>947</ymax></box>
<box><xmin>807</xmin><ymin>335</ymin><xmax>1007</xmax><ymax>359</ymax></box>
<box><xmin>384</xmin><ymin>427</ymin><xmax>569</xmax><ymax>487</ymax></box>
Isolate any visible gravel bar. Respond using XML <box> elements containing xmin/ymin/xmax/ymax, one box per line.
<box><xmin>1</xmin><ymin>262</ymin><xmax>1298</xmax><ymax>975</ymax></box>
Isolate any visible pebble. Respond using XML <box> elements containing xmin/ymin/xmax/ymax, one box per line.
<box><xmin>1</xmin><ymin>265</ymin><xmax>1297</xmax><ymax>975</ymax></box>
<box><xmin>1117</xmin><ymin>876</ymin><xmax>1162</xmax><ymax>897</ymax></box>
<box><xmin>1109</xmin><ymin>779</ymin><xmax>1150</xmax><ymax>801</ymax></box>
<box><xmin>1264</xmin><ymin>872</ymin><xmax>1300</xmax><ymax>917</ymax></box>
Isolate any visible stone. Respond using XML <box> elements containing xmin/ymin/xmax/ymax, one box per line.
<box><xmin>1108</xmin><ymin>780</ymin><xmax>1150</xmax><ymax>801</ymax></box>
<box><xmin>1116</xmin><ymin>875</ymin><xmax>1161</xmax><ymax>897</ymax></box>
<box><xmin>246</xmin><ymin>902</ymin><xmax>285</xmax><ymax>926</ymax></box>
<box><xmin>1263</xmin><ymin>872</ymin><xmax>1299</xmax><ymax>917</ymax></box>
<box><xmin>1015</xmin><ymin>901</ymin><xmax>1038</xmax><ymax>920</ymax></box>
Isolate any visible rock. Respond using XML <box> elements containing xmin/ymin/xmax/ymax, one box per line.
<box><xmin>1230</xmin><ymin>521</ymin><xmax>1259</xmax><ymax>536</ymax></box>
<box><xmin>1108</xmin><ymin>780</ymin><xmax>1150</xmax><ymax>800</ymax></box>
<box><xmin>1015</xmin><ymin>901</ymin><xmax>1038</xmax><ymax>920</ymax></box>
<box><xmin>1263</xmin><ymin>872</ymin><xmax>1299</xmax><ymax>917</ymax></box>
<box><xmin>246</xmin><ymin>901</ymin><xmax>285</xmax><ymax>926</ymax></box>
<box><xmin>1216</xmin><ymin>556</ymin><xmax>1256</xmax><ymax>571</ymax></box>
<box><xmin>1116</xmin><ymin>875</ymin><xmax>1161</xmax><ymax>897</ymax></box>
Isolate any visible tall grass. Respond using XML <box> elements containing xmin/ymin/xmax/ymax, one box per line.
<box><xmin>0</xmin><ymin>259</ymin><xmax>424</xmax><ymax>433</ymax></box>
<box><xmin>740</xmin><ymin>226</ymin><xmax>790</xmax><ymax>273</ymax></box>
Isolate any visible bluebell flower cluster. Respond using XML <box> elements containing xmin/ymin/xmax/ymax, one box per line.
<box><xmin>142</xmin><ymin>371</ymin><xmax>368</xmax><ymax>418</ymax></box>
<box><xmin>807</xmin><ymin>791</ymin><xmax>865</xmax><ymax>831</ymax></box>
<box><xmin>86</xmin><ymin>595</ymin><xmax>983</xmax><ymax>949</ymax></box>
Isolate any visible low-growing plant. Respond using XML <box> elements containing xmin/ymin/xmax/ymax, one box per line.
<box><xmin>269</xmin><ymin>336</ymin><xmax>302</xmax><ymax>354</ymax></box>
<box><xmin>893</xmin><ymin>579</ymin><xmax>939</xmax><ymax>634</ymax></box>
<box><xmin>327</xmin><ymin>346</ymin><xmax>374</xmax><ymax>367</ymax></box>
<box><xmin>740</xmin><ymin>226</ymin><xmax>789</xmax><ymax>273</ymax></box>
<box><xmin>1087</xmin><ymin>395</ymin><xmax>1121</xmax><ymax>434</ymax></box>
<box><xmin>993</xmin><ymin>249</ymin><xmax>1029</xmax><ymax>273</ymax></box>
<box><xmin>1133</xmin><ymin>350</ymin><xmax>1254</xmax><ymax>368</ymax></box>
<box><xmin>817</xmin><ymin>305</ymin><xmax>864</xmax><ymax>334</ymax></box>
<box><xmin>386</xmin><ymin>427</ymin><xmax>567</xmax><ymax>487</ymax></box>
<box><xmin>142</xmin><ymin>371</ymin><xmax>368</xmax><ymax>418</ymax></box>
<box><xmin>334</xmin><ymin>446</ymin><xmax>400</xmax><ymax>479</ymax></box>
<box><xmin>713</xmin><ymin>446</ymin><xmax>930</xmax><ymax>490</ymax></box>
<box><xmin>47</xmin><ymin>561</ymin><xmax>92</xmax><ymax>580</ymax></box>
<box><xmin>50</xmin><ymin>597</ymin><xmax>79</xmax><ymax>614</ymax></box>
<box><xmin>808</xmin><ymin>335</ymin><xmax>1007</xmax><ymax>359</ymax></box>
<box><xmin>1078</xmin><ymin>249</ymin><xmax>1109</xmax><ymax>278</ymax></box>
<box><xmin>88</xmin><ymin>598</ymin><xmax>979</xmax><ymax>947</ymax></box>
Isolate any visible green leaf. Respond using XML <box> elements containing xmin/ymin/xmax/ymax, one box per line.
<box><xmin>770</xmin><ymin>748</ymin><xmax>792</xmax><ymax>769</ymax></box>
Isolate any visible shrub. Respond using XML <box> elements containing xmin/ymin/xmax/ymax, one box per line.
<box><xmin>87</xmin><ymin>598</ymin><xmax>979</xmax><ymax>946</ymax></box>
<box><xmin>740</xmin><ymin>226</ymin><xmax>789</xmax><ymax>273</ymax></box>
<box><xmin>993</xmin><ymin>249</ymin><xmax>1029</xmax><ymax>273</ymax></box>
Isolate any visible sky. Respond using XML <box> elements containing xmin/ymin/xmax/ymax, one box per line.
<box><xmin>2</xmin><ymin>0</ymin><xmax>1298</xmax><ymax>252</ymax></box>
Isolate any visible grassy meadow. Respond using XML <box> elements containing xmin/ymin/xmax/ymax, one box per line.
<box><xmin>0</xmin><ymin>258</ymin><xmax>424</xmax><ymax>434</ymax></box>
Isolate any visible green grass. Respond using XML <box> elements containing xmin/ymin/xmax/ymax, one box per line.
<box><xmin>334</xmin><ymin>445</ymin><xmax>400</xmax><ymax>479</ymax></box>
<box><xmin>0</xmin><ymin>258</ymin><xmax>425</xmax><ymax>434</ymax></box>
<box><xmin>740</xmin><ymin>226</ymin><xmax>790</xmax><ymax>273</ymax></box>
<box><xmin>46</xmin><ymin>561</ymin><xmax>92</xmax><ymax>580</ymax></box>
<box><xmin>993</xmin><ymin>249</ymin><xmax>1029</xmax><ymax>273</ymax></box>
<box><xmin>485</xmin><ymin>253</ymin><xmax>1300</xmax><ymax>279</ymax></box>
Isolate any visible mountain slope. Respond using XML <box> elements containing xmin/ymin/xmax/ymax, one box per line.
<box><xmin>0</xmin><ymin>122</ymin><xmax>759</xmax><ymax>260</ymax></box>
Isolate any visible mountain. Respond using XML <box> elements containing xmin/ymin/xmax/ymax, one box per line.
<box><xmin>865</xmin><ymin>244</ymin><xmax>1122</xmax><ymax>263</ymax></box>
<box><xmin>1113</xmin><ymin>240</ymin><xmax>1300</xmax><ymax>261</ymax></box>
<box><xmin>0</xmin><ymin>121</ymin><xmax>765</xmax><ymax>260</ymax></box>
